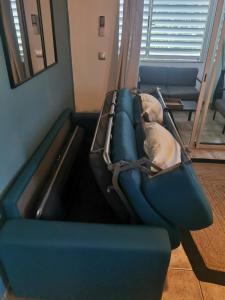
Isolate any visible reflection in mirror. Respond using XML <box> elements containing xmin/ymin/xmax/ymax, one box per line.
<box><xmin>1</xmin><ymin>0</ymin><xmax>31</xmax><ymax>84</ymax></box>
<box><xmin>23</xmin><ymin>0</ymin><xmax>44</xmax><ymax>73</ymax></box>
<box><xmin>0</xmin><ymin>0</ymin><xmax>57</xmax><ymax>88</ymax></box>
<box><xmin>40</xmin><ymin>0</ymin><xmax>56</xmax><ymax>66</ymax></box>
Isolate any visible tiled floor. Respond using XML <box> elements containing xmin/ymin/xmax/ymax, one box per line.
<box><xmin>191</xmin><ymin>148</ymin><xmax>225</xmax><ymax>160</ymax></box>
<box><xmin>173</xmin><ymin>108</ymin><xmax>225</xmax><ymax>145</ymax></box>
<box><xmin>4</xmin><ymin>245</ymin><xmax>225</xmax><ymax>300</ymax></box>
<box><xmin>162</xmin><ymin>245</ymin><xmax>225</xmax><ymax>300</ymax></box>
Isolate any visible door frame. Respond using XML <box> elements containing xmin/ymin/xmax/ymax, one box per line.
<box><xmin>195</xmin><ymin>3</ymin><xmax>225</xmax><ymax>149</ymax></box>
<box><xmin>190</xmin><ymin>0</ymin><xmax>225</xmax><ymax>149</ymax></box>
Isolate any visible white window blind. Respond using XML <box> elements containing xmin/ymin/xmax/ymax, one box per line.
<box><xmin>119</xmin><ymin>0</ymin><xmax>212</xmax><ymax>62</ymax></box>
<box><xmin>10</xmin><ymin>0</ymin><xmax>24</xmax><ymax>61</ymax></box>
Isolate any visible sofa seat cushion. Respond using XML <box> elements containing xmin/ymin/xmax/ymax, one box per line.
<box><xmin>167</xmin><ymin>86</ymin><xmax>199</xmax><ymax>100</ymax></box>
<box><xmin>142</xmin><ymin>164</ymin><xmax>213</xmax><ymax>230</ymax></box>
<box><xmin>116</xmin><ymin>89</ymin><xmax>134</xmax><ymax>124</ymax></box>
<box><xmin>140</xmin><ymin>84</ymin><xmax>168</xmax><ymax>96</ymax></box>
<box><xmin>119</xmin><ymin>170</ymin><xmax>180</xmax><ymax>248</ymax></box>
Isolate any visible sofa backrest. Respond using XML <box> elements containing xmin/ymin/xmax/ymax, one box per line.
<box><xmin>2</xmin><ymin>109</ymin><xmax>74</xmax><ymax>219</ymax></box>
<box><xmin>139</xmin><ymin>66</ymin><xmax>167</xmax><ymax>85</ymax></box>
<box><xmin>139</xmin><ymin>66</ymin><xmax>198</xmax><ymax>86</ymax></box>
<box><xmin>167</xmin><ymin>67</ymin><xmax>198</xmax><ymax>86</ymax></box>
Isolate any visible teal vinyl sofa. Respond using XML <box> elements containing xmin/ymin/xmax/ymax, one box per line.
<box><xmin>90</xmin><ymin>88</ymin><xmax>212</xmax><ymax>249</ymax></box>
<box><xmin>0</xmin><ymin>109</ymin><xmax>171</xmax><ymax>300</ymax></box>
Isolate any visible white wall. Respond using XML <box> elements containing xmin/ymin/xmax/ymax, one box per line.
<box><xmin>68</xmin><ymin>0</ymin><xmax>119</xmax><ymax>112</ymax></box>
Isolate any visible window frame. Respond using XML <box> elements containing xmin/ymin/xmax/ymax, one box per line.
<box><xmin>119</xmin><ymin>0</ymin><xmax>217</xmax><ymax>63</ymax></box>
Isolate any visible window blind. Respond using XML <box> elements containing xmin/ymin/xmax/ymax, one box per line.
<box><xmin>119</xmin><ymin>0</ymin><xmax>212</xmax><ymax>62</ymax></box>
<box><xmin>10</xmin><ymin>0</ymin><xmax>24</xmax><ymax>61</ymax></box>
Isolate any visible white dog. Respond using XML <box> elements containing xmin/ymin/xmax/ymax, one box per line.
<box><xmin>140</xmin><ymin>93</ymin><xmax>163</xmax><ymax>124</ymax></box>
<box><xmin>143</xmin><ymin>122</ymin><xmax>181</xmax><ymax>173</ymax></box>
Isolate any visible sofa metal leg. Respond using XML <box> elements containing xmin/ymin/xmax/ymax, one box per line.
<box><xmin>213</xmin><ymin>110</ymin><xmax>217</xmax><ymax>120</ymax></box>
<box><xmin>188</xmin><ymin>111</ymin><xmax>192</xmax><ymax>121</ymax></box>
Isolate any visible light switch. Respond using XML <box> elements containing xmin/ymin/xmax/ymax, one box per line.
<box><xmin>35</xmin><ymin>49</ymin><xmax>43</xmax><ymax>57</ymax></box>
<box><xmin>98</xmin><ymin>52</ymin><xmax>106</xmax><ymax>60</ymax></box>
<box><xmin>99</xmin><ymin>16</ymin><xmax>105</xmax><ymax>37</ymax></box>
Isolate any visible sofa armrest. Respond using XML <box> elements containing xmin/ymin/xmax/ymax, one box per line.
<box><xmin>196</xmin><ymin>77</ymin><xmax>202</xmax><ymax>84</ymax></box>
<box><xmin>0</xmin><ymin>220</ymin><xmax>170</xmax><ymax>300</ymax></box>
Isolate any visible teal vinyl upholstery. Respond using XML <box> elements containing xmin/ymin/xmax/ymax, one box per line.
<box><xmin>0</xmin><ymin>220</ymin><xmax>170</xmax><ymax>300</ymax></box>
<box><xmin>115</xmin><ymin>89</ymin><xmax>134</xmax><ymax>123</ymax></box>
<box><xmin>111</xmin><ymin>88</ymin><xmax>212</xmax><ymax>246</ymax></box>
<box><xmin>142</xmin><ymin>164</ymin><xmax>212</xmax><ymax>230</ymax></box>
<box><xmin>112</xmin><ymin>110</ymin><xmax>180</xmax><ymax>248</ymax></box>
<box><xmin>3</xmin><ymin>109</ymin><xmax>74</xmax><ymax>219</ymax></box>
<box><xmin>0</xmin><ymin>108</ymin><xmax>172</xmax><ymax>300</ymax></box>
<box><xmin>112</xmin><ymin>112</ymin><xmax>138</xmax><ymax>162</ymax></box>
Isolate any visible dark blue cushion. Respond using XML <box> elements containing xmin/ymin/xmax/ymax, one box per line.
<box><xmin>116</xmin><ymin>89</ymin><xmax>134</xmax><ymax>124</ymax></box>
<box><xmin>167</xmin><ymin>68</ymin><xmax>198</xmax><ymax>86</ymax></box>
<box><xmin>142</xmin><ymin>163</ymin><xmax>213</xmax><ymax>230</ymax></box>
<box><xmin>139</xmin><ymin>66</ymin><xmax>167</xmax><ymax>85</ymax></box>
<box><xmin>133</xmin><ymin>95</ymin><xmax>142</xmax><ymax>126</ymax></box>
<box><xmin>112</xmin><ymin>111</ymin><xmax>137</xmax><ymax>162</ymax></box>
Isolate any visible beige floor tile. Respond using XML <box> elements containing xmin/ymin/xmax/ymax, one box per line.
<box><xmin>169</xmin><ymin>245</ymin><xmax>192</xmax><ymax>270</ymax></box>
<box><xmin>200</xmin><ymin>281</ymin><xmax>225</xmax><ymax>300</ymax></box>
<box><xmin>162</xmin><ymin>269</ymin><xmax>203</xmax><ymax>300</ymax></box>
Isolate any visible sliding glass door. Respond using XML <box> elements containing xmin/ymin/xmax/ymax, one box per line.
<box><xmin>190</xmin><ymin>0</ymin><xmax>225</xmax><ymax>150</ymax></box>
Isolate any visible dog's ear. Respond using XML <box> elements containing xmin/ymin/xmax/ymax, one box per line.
<box><xmin>142</xmin><ymin>112</ymin><xmax>151</xmax><ymax>122</ymax></box>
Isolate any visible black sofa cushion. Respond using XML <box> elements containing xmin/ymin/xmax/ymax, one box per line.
<box><xmin>139</xmin><ymin>66</ymin><xmax>167</xmax><ymax>85</ymax></box>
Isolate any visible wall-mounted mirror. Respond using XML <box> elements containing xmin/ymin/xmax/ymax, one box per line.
<box><xmin>0</xmin><ymin>0</ymin><xmax>57</xmax><ymax>88</ymax></box>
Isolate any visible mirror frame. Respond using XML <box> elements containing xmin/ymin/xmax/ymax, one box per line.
<box><xmin>0</xmin><ymin>0</ymin><xmax>58</xmax><ymax>88</ymax></box>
